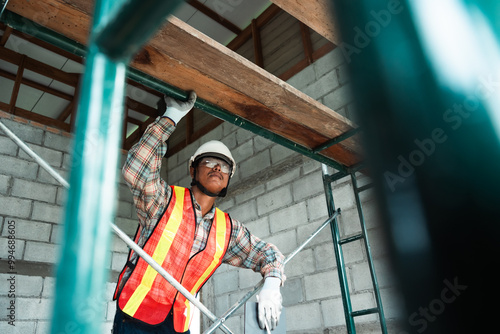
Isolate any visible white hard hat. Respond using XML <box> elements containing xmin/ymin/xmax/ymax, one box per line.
<box><xmin>189</xmin><ymin>140</ymin><xmax>236</xmax><ymax>177</ymax></box>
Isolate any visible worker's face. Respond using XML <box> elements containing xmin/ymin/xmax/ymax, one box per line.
<box><xmin>191</xmin><ymin>157</ymin><xmax>231</xmax><ymax>194</ymax></box>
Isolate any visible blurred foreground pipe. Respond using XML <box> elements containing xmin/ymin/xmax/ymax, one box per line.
<box><xmin>330</xmin><ymin>0</ymin><xmax>500</xmax><ymax>332</ymax></box>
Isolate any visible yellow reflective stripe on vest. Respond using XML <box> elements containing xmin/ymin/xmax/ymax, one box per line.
<box><xmin>123</xmin><ymin>187</ymin><xmax>186</xmax><ymax>316</ymax></box>
<box><xmin>181</xmin><ymin>208</ymin><xmax>227</xmax><ymax>332</ymax></box>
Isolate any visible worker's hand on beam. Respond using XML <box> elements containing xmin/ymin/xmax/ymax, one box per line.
<box><xmin>257</xmin><ymin>277</ymin><xmax>282</xmax><ymax>331</ymax></box>
<box><xmin>161</xmin><ymin>91</ymin><xmax>197</xmax><ymax>125</ymax></box>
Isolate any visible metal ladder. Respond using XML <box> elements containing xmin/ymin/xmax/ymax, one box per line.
<box><xmin>322</xmin><ymin>164</ymin><xmax>388</xmax><ymax>334</ymax></box>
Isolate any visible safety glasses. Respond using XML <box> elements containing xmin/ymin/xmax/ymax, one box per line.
<box><xmin>199</xmin><ymin>157</ymin><xmax>232</xmax><ymax>174</ymax></box>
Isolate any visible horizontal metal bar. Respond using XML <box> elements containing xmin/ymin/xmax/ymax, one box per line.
<box><xmin>355</xmin><ymin>182</ymin><xmax>374</xmax><ymax>193</ymax></box>
<box><xmin>351</xmin><ymin>307</ymin><xmax>380</xmax><ymax>317</ymax></box>
<box><xmin>110</xmin><ymin>223</ymin><xmax>233</xmax><ymax>334</ymax></box>
<box><xmin>1</xmin><ymin>10</ymin><xmax>350</xmax><ymax>173</ymax></box>
<box><xmin>0</xmin><ymin>119</ymin><xmax>234</xmax><ymax>334</ymax></box>
<box><xmin>1</xmin><ymin>10</ymin><xmax>87</xmax><ymax>58</ymax></box>
<box><xmin>339</xmin><ymin>233</ymin><xmax>364</xmax><ymax>245</ymax></box>
<box><xmin>323</xmin><ymin>170</ymin><xmax>349</xmax><ymax>184</ymax></box>
<box><xmin>284</xmin><ymin>209</ymin><xmax>341</xmax><ymax>266</ymax></box>
<box><xmin>312</xmin><ymin>127</ymin><xmax>361</xmax><ymax>153</ymax></box>
<box><xmin>0</xmin><ymin>121</ymin><xmax>70</xmax><ymax>188</ymax></box>
<box><xmin>204</xmin><ymin>209</ymin><xmax>341</xmax><ymax>334</ymax></box>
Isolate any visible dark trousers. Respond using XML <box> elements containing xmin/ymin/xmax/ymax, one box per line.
<box><xmin>112</xmin><ymin>308</ymin><xmax>190</xmax><ymax>334</ymax></box>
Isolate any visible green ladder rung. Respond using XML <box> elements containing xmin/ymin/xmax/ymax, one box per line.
<box><xmin>351</xmin><ymin>307</ymin><xmax>380</xmax><ymax>317</ymax></box>
<box><xmin>354</xmin><ymin>182</ymin><xmax>373</xmax><ymax>193</ymax></box>
<box><xmin>339</xmin><ymin>233</ymin><xmax>364</xmax><ymax>245</ymax></box>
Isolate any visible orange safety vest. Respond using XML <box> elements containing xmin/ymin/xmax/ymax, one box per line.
<box><xmin>114</xmin><ymin>186</ymin><xmax>232</xmax><ymax>332</ymax></box>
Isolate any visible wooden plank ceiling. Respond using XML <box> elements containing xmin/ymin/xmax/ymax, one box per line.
<box><xmin>4</xmin><ymin>0</ymin><xmax>362</xmax><ymax>168</ymax></box>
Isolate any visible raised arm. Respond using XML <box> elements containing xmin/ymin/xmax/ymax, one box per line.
<box><xmin>122</xmin><ymin>117</ymin><xmax>175</xmax><ymax>226</ymax></box>
<box><xmin>123</xmin><ymin>91</ymin><xmax>197</xmax><ymax>226</ymax></box>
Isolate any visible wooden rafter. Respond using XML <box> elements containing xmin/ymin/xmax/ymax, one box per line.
<box><xmin>226</xmin><ymin>4</ymin><xmax>282</xmax><ymax>51</ymax></box>
<box><xmin>0</xmin><ymin>101</ymin><xmax>71</xmax><ymax>131</ymax></box>
<box><xmin>6</xmin><ymin>0</ymin><xmax>362</xmax><ymax>167</ymax></box>
<box><xmin>186</xmin><ymin>0</ymin><xmax>242</xmax><ymax>35</ymax></box>
<box><xmin>56</xmin><ymin>98</ymin><xmax>75</xmax><ymax>122</ymax></box>
<box><xmin>1</xmin><ymin>26</ymin><xmax>13</xmax><ymax>46</ymax></box>
<box><xmin>251</xmin><ymin>19</ymin><xmax>263</xmax><ymax>68</ymax></box>
<box><xmin>0</xmin><ymin>68</ymin><xmax>74</xmax><ymax>101</ymax></box>
<box><xmin>0</xmin><ymin>46</ymin><xmax>79</xmax><ymax>87</ymax></box>
<box><xmin>270</xmin><ymin>0</ymin><xmax>340</xmax><ymax>45</ymax></box>
<box><xmin>9</xmin><ymin>54</ymin><xmax>26</xmax><ymax>113</ymax></box>
<box><xmin>299</xmin><ymin>23</ymin><xmax>314</xmax><ymax>65</ymax></box>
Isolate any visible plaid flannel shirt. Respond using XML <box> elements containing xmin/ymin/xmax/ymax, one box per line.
<box><xmin>121</xmin><ymin>117</ymin><xmax>285</xmax><ymax>287</ymax></box>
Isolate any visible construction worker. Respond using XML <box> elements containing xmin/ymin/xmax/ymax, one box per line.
<box><xmin>112</xmin><ymin>91</ymin><xmax>285</xmax><ymax>333</ymax></box>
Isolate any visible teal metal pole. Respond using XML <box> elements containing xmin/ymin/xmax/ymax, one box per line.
<box><xmin>94</xmin><ymin>0</ymin><xmax>183</xmax><ymax>60</ymax></box>
<box><xmin>50</xmin><ymin>0</ymin><xmax>185</xmax><ymax>332</ymax></box>
<box><xmin>50</xmin><ymin>4</ymin><xmax>127</xmax><ymax>334</ymax></box>
<box><xmin>330</xmin><ymin>0</ymin><xmax>500</xmax><ymax>332</ymax></box>
<box><xmin>0</xmin><ymin>0</ymin><xmax>8</xmax><ymax>19</ymax></box>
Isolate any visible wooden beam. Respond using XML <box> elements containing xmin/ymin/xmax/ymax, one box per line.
<box><xmin>186</xmin><ymin>0</ymin><xmax>242</xmax><ymax>35</ymax></box>
<box><xmin>299</xmin><ymin>23</ymin><xmax>314</xmax><ymax>65</ymax></box>
<box><xmin>127</xmin><ymin>79</ymin><xmax>163</xmax><ymax>98</ymax></box>
<box><xmin>126</xmin><ymin>98</ymin><xmax>157</xmax><ymax>118</ymax></box>
<box><xmin>169</xmin><ymin>118</ymin><xmax>224</xmax><ymax>157</ymax></box>
<box><xmin>0</xmin><ymin>101</ymin><xmax>71</xmax><ymax>131</ymax></box>
<box><xmin>226</xmin><ymin>3</ymin><xmax>281</xmax><ymax>51</ymax></box>
<box><xmin>251</xmin><ymin>19</ymin><xmax>263</xmax><ymax>68</ymax></box>
<box><xmin>1</xmin><ymin>26</ymin><xmax>13</xmax><ymax>46</ymax></box>
<box><xmin>126</xmin><ymin>116</ymin><xmax>144</xmax><ymax>126</ymax></box>
<box><xmin>0</xmin><ymin>46</ymin><xmax>79</xmax><ymax>86</ymax></box>
<box><xmin>7</xmin><ymin>0</ymin><xmax>362</xmax><ymax>167</ymax></box>
<box><xmin>56</xmin><ymin>98</ymin><xmax>75</xmax><ymax>122</ymax></box>
<box><xmin>11</xmin><ymin>29</ymin><xmax>84</xmax><ymax>64</ymax></box>
<box><xmin>9</xmin><ymin>54</ymin><xmax>26</xmax><ymax>113</ymax></box>
<box><xmin>123</xmin><ymin>117</ymin><xmax>154</xmax><ymax>150</ymax></box>
<box><xmin>0</xmin><ymin>68</ymin><xmax>74</xmax><ymax>101</ymax></box>
<box><xmin>269</xmin><ymin>0</ymin><xmax>340</xmax><ymax>45</ymax></box>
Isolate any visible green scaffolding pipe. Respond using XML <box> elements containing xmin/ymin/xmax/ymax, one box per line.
<box><xmin>321</xmin><ymin>164</ymin><xmax>356</xmax><ymax>333</ymax></box>
<box><xmin>1</xmin><ymin>9</ymin><xmax>350</xmax><ymax>174</ymax></box>
<box><xmin>49</xmin><ymin>0</ymin><xmax>183</xmax><ymax>333</ymax></box>
<box><xmin>350</xmin><ymin>173</ymin><xmax>387</xmax><ymax>333</ymax></box>
<box><xmin>312</xmin><ymin>127</ymin><xmax>361</xmax><ymax>153</ymax></box>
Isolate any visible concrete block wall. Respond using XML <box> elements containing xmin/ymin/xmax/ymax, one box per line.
<box><xmin>0</xmin><ymin>111</ymin><xmax>136</xmax><ymax>333</ymax></box>
<box><xmin>166</xmin><ymin>123</ymin><xmax>405</xmax><ymax>334</ymax></box>
<box><xmin>164</xmin><ymin>47</ymin><xmax>405</xmax><ymax>333</ymax></box>
<box><xmin>0</xmin><ymin>46</ymin><xmax>405</xmax><ymax>333</ymax></box>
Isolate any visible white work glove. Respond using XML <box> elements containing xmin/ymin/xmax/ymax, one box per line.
<box><xmin>162</xmin><ymin>91</ymin><xmax>197</xmax><ymax>125</ymax></box>
<box><xmin>257</xmin><ymin>277</ymin><xmax>282</xmax><ymax>331</ymax></box>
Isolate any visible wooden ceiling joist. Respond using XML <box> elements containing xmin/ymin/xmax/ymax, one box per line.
<box><xmin>269</xmin><ymin>0</ymin><xmax>341</xmax><ymax>45</ymax></box>
<box><xmin>186</xmin><ymin>0</ymin><xmax>242</xmax><ymax>35</ymax></box>
<box><xmin>6</xmin><ymin>0</ymin><xmax>362</xmax><ymax>168</ymax></box>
